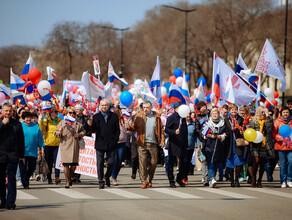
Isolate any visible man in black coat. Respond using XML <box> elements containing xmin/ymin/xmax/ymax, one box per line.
<box><xmin>0</xmin><ymin>103</ymin><xmax>25</xmax><ymax>209</ymax></box>
<box><xmin>88</xmin><ymin>99</ymin><xmax>120</xmax><ymax>189</ymax></box>
<box><xmin>165</xmin><ymin>101</ymin><xmax>188</xmax><ymax>188</ymax></box>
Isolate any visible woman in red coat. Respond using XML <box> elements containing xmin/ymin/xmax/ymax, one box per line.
<box><xmin>271</xmin><ymin>106</ymin><xmax>292</xmax><ymax>188</ymax></box>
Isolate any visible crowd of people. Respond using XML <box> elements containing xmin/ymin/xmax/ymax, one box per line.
<box><xmin>0</xmin><ymin>97</ymin><xmax>291</xmax><ymax>210</ymax></box>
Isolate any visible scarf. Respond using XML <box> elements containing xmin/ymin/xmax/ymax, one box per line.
<box><xmin>281</xmin><ymin>116</ymin><xmax>292</xmax><ymax>124</ymax></box>
<box><xmin>207</xmin><ymin>117</ymin><xmax>225</xmax><ymax>134</ymax></box>
<box><xmin>258</xmin><ymin>117</ymin><xmax>266</xmax><ymax>147</ymax></box>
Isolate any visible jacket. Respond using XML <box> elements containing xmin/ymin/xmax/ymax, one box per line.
<box><xmin>165</xmin><ymin>112</ymin><xmax>188</xmax><ymax>157</ymax></box>
<box><xmin>187</xmin><ymin>120</ymin><xmax>196</xmax><ymax>149</ymax></box>
<box><xmin>272</xmin><ymin>117</ymin><xmax>292</xmax><ymax>151</ymax></box>
<box><xmin>0</xmin><ymin>117</ymin><xmax>25</xmax><ymax>163</ymax></box>
<box><xmin>39</xmin><ymin>116</ymin><xmax>61</xmax><ymax>146</ymax></box>
<box><xmin>76</xmin><ymin>114</ymin><xmax>91</xmax><ymax>136</ymax></box>
<box><xmin>22</xmin><ymin>122</ymin><xmax>44</xmax><ymax>158</ymax></box>
<box><xmin>91</xmin><ymin>111</ymin><xmax>120</xmax><ymax>150</ymax></box>
<box><xmin>128</xmin><ymin>111</ymin><xmax>165</xmax><ymax>147</ymax></box>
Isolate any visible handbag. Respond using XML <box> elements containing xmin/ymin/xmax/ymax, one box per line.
<box><xmin>39</xmin><ymin>156</ymin><xmax>50</xmax><ymax>174</ymax></box>
<box><xmin>79</xmin><ymin>138</ymin><xmax>86</xmax><ymax>149</ymax></box>
<box><xmin>197</xmin><ymin>149</ymin><xmax>206</xmax><ymax>163</ymax></box>
<box><xmin>236</xmin><ymin>138</ymin><xmax>245</xmax><ymax>147</ymax></box>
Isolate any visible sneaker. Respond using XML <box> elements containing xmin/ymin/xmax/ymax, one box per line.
<box><xmin>182</xmin><ymin>179</ymin><xmax>188</xmax><ymax>184</ymax></box>
<box><xmin>112</xmin><ymin>178</ymin><xmax>118</xmax><ymax>186</ymax></box>
<box><xmin>141</xmin><ymin>184</ymin><xmax>147</xmax><ymax>189</ymax></box>
<box><xmin>17</xmin><ymin>181</ymin><xmax>22</xmax><ymax>187</ymax></box>
<box><xmin>287</xmin><ymin>182</ymin><xmax>292</xmax><ymax>188</ymax></box>
<box><xmin>209</xmin><ymin>179</ymin><xmax>217</xmax><ymax>188</ymax></box>
<box><xmin>239</xmin><ymin>177</ymin><xmax>244</xmax><ymax>182</ymax></box>
<box><xmin>281</xmin><ymin>182</ymin><xmax>287</xmax><ymax>188</ymax></box>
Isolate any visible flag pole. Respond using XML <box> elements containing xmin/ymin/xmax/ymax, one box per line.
<box><xmin>87</xmin><ymin>72</ymin><xmax>93</xmax><ymax>113</ymax></box>
<box><xmin>282</xmin><ymin>0</ymin><xmax>288</xmax><ymax>106</ymax></box>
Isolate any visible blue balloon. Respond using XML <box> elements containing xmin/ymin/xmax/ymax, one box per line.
<box><xmin>279</xmin><ymin>125</ymin><xmax>292</xmax><ymax>138</ymax></box>
<box><xmin>206</xmin><ymin>94</ymin><xmax>211</xmax><ymax>103</ymax></box>
<box><xmin>120</xmin><ymin>91</ymin><xmax>133</xmax><ymax>108</ymax></box>
<box><xmin>185</xmin><ymin>74</ymin><xmax>190</xmax><ymax>82</ymax></box>
<box><xmin>174</xmin><ymin>69</ymin><xmax>183</xmax><ymax>78</ymax></box>
<box><xmin>198</xmin><ymin>77</ymin><xmax>206</xmax><ymax>87</ymax></box>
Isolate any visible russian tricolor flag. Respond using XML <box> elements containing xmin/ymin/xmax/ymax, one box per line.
<box><xmin>0</xmin><ymin>83</ymin><xmax>11</xmax><ymax>99</ymax></box>
<box><xmin>20</xmin><ymin>54</ymin><xmax>35</xmax><ymax>82</ymax></box>
<box><xmin>10</xmin><ymin>68</ymin><xmax>26</xmax><ymax>90</ymax></box>
<box><xmin>194</xmin><ymin>81</ymin><xmax>205</xmax><ymax>106</ymax></box>
<box><xmin>168</xmin><ymin>83</ymin><xmax>186</xmax><ymax>105</ymax></box>
<box><xmin>181</xmin><ymin>76</ymin><xmax>190</xmax><ymax>105</ymax></box>
<box><xmin>65</xmin><ymin>115</ymin><xmax>75</xmax><ymax>126</ymax></box>
<box><xmin>213</xmin><ymin>73</ymin><xmax>220</xmax><ymax>106</ymax></box>
<box><xmin>149</xmin><ymin>56</ymin><xmax>162</xmax><ymax>106</ymax></box>
<box><xmin>202</xmin><ymin>125</ymin><xmax>212</xmax><ymax>137</ymax></box>
<box><xmin>122</xmin><ymin>109</ymin><xmax>131</xmax><ymax>120</ymax></box>
<box><xmin>11</xmin><ymin>90</ymin><xmax>26</xmax><ymax>105</ymax></box>
<box><xmin>43</xmin><ymin>105</ymin><xmax>52</xmax><ymax>112</ymax></box>
<box><xmin>108</xmin><ymin>61</ymin><xmax>129</xmax><ymax>87</ymax></box>
<box><xmin>47</xmin><ymin>66</ymin><xmax>56</xmax><ymax>86</ymax></box>
<box><xmin>235</xmin><ymin>53</ymin><xmax>248</xmax><ymax>74</ymax></box>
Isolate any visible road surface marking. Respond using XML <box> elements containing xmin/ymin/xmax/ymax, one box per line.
<box><xmin>196</xmin><ymin>188</ymin><xmax>256</xmax><ymax>199</ymax></box>
<box><xmin>245</xmin><ymin>188</ymin><xmax>292</xmax><ymax>199</ymax></box>
<box><xmin>103</xmin><ymin>189</ymin><xmax>148</xmax><ymax>199</ymax></box>
<box><xmin>150</xmin><ymin>188</ymin><xmax>202</xmax><ymax>199</ymax></box>
<box><xmin>49</xmin><ymin>188</ymin><xmax>94</xmax><ymax>199</ymax></box>
<box><xmin>17</xmin><ymin>190</ymin><xmax>38</xmax><ymax>200</ymax></box>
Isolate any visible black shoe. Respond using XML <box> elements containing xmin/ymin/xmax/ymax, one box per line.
<box><xmin>99</xmin><ymin>183</ymin><xmax>105</xmax><ymax>189</ymax></box>
<box><xmin>231</xmin><ymin>181</ymin><xmax>235</xmax><ymax>187</ymax></box>
<box><xmin>267</xmin><ymin>177</ymin><xmax>273</xmax><ymax>182</ymax></box>
<box><xmin>170</xmin><ymin>182</ymin><xmax>176</xmax><ymax>188</ymax></box>
<box><xmin>218</xmin><ymin>178</ymin><xmax>223</xmax><ymax>182</ymax></box>
<box><xmin>235</xmin><ymin>181</ymin><xmax>240</xmax><ymax>187</ymax></box>
<box><xmin>65</xmin><ymin>186</ymin><xmax>70</xmax><ymax>189</ymax></box>
<box><xmin>176</xmin><ymin>179</ymin><xmax>185</xmax><ymax>187</ymax></box>
<box><xmin>23</xmin><ymin>186</ymin><xmax>30</xmax><ymax>189</ymax></box>
<box><xmin>105</xmin><ymin>177</ymin><xmax>110</xmax><ymax>187</ymax></box>
<box><xmin>0</xmin><ymin>203</ymin><xmax>6</xmax><ymax>209</ymax></box>
<box><xmin>6</xmin><ymin>203</ymin><xmax>16</xmax><ymax>210</ymax></box>
<box><xmin>131</xmin><ymin>173</ymin><xmax>136</xmax><ymax>180</ymax></box>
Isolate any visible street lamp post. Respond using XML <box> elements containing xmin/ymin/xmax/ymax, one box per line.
<box><xmin>162</xmin><ymin>5</ymin><xmax>196</xmax><ymax>74</ymax></box>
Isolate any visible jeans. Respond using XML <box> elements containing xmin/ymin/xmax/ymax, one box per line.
<box><xmin>207</xmin><ymin>162</ymin><xmax>224</xmax><ymax>180</ymax></box>
<box><xmin>112</xmin><ymin>143</ymin><xmax>126</xmax><ymax>179</ymax></box>
<box><xmin>96</xmin><ymin>148</ymin><xmax>116</xmax><ymax>184</ymax></box>
<box><xmin>0</xmin><ymin>162</ymin><xmax>18</xmax><ymax>205</ymax></box>
<box><xmin>19</xmin><ymin>156</ymin><xmax>37</xmax><ymax>187</ymax></box>
<box><xmin>45</xmin><ymin>146</ymin><xmax>60</xmax><ymax>181</ymax></box>
<box><xmin>265</xmin><ymin>158</ymin><xmax>278</xmax><ymax>180</ymax></box>
<box><xmin>131</xmin><ymin>143</ymin><xmax>139</xmax><ymax>175</ymax></box>
<box><xmin>278</xmin><ymin>150</ymin><xmax>292</xmax><ymax>183</ymax></box>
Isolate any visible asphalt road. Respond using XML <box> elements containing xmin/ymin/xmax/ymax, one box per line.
<box><xmin>0</xmin><ymin>166</ymin><xmax>291</xmax><ymax>220</ymax></box>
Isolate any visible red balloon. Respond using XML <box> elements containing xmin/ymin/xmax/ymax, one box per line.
<box><xmin>72</xmin><ymin>86</ymin><xmax>78</xmax><ymax>94</ymax></box>
<box><xmin>129</xmin><ymin>84</ymin><xmax>134</xmax><ymax>89</ymax></box>
<box><xmin>265</xmin><ymin>100</ymin><xmax>271</xmax><ymax>108</ymax></box>
<box><xmin>28</xmin><ymin>68</ymin><xmax>42</xmax><ymax>84</ymax></box>
<box><xmin>91</xmin><ymin>102</ymin><xmax>97</xmax><ymax>111</ymax></box>
<box><xmin>169</xmin><ymin>75</ymin><xmax>176</xmax><ymax>84</ymax></box>
<box><xmin>274</xmin><ymin>91</ymin><xmax>279</xmax><ymax>99</ymax></box>
<box><xmin>271</xmin><ymin>100</ymin><xmax>278</xmax><ymax>106</ymax></box>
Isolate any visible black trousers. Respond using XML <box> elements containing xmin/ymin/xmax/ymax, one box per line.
<box><xmin>44</xmin><ymin>146</ymin><xmax>60</xmax><ymax>181</ymax></box>
<box><xmin>131</xmin><ymin>143</ymin><xmax>139</xmax><ymax>175</ymax></box>
<box><xmin>0</xmin><ymin>162</ymin><xmax>18</xmax><ymax>205</ymax></box>
<box><xmin>96</xmin><ymin>148</ymin><xmax>116</xmax><ymax>184</ymax></box>
<box><xmin>168</xmin><ymin>152</ymin><xmax>187</xmax><ymax>184</ymax></box>
<box><xmin>19</xmin><ymin>156</ymin><xmax>37</xmax><ymax>187</ymax></box>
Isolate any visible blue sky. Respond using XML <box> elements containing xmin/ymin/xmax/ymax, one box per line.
<box><xmin>0</xmin><ymin>0</ymin><xmax>202</xmax><ymax>47</ymax></box>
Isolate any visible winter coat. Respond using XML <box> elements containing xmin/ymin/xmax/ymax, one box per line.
<box><xmin>39</xmin><ymin>116</ymin><xmax>61</xmax><ymax>146</ymax></box>
<box><xmin>55</xmin><ymin>120</ymin><xmax>85</xmax><ymax>163</ymax></box>
<box><xmin>272</xmin><ymin>117</ymin><xmax>292</xmax><ymax>151</ymax></box>
<box><xmin>0</xmin><ymin>117</ymin><xmax>25</xmax><ymax>163</ymax></box>
<box><xmin>91</xmin><ymin>111</ymin><xmax>120</xmax><ymax>150</ymax></box>
<box><xmin>187</xmin><ymin>120</ymin><xmax>196</xmax><ymax>150</ymax></box>
<box><xmin>128</xmin><ymin>111</ymin><xmax>165</xmax><ymax>147</ymax></box>
<box><xmin>165</xmin><ymin>112</ymin><xmax>188</xmax><ymax>157</ymax></box>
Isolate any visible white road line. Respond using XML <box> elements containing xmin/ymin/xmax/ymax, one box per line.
<box><xmin>150</xmin><ymin>188</ymin><xmax>202</xmax><ymax>199</ymax></box>
<box><xmin>196</xmin><ymin>188</ymin><xmax>256</xmax><ymax>199</ymax></box>
<box><xmin>245</xmin><ymin>188</ymin><xmax>292</xmax><ymax>199</ymax></box>
<box><xmin>17</xmin><ymin>190</ymin><xmax>38</xmax><ymax>200</ymax></box>
<box><xmin>103</xmin><ymin>189</ymin><xmax>148</xmax><ymax>199</ymax></box>
<box><xmin>49</xmin><ymin>188</ymin><xmax>94</xmax><ymax>199</ymax></box>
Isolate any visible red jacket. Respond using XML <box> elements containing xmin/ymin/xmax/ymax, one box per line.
<box><xmin>271</xmin><ymin>117</ymin><xmax>292</xmax><ymax>151</ymax></box>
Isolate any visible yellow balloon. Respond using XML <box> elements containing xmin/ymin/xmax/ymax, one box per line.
<box><xmin>244</xmin><ymin>128</ymin><xmax>257</xmax><ymax>142</ymax></box>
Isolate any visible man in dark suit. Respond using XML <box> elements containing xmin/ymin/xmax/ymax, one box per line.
<box><xmin>0</xmin><ymin>103</ymin><xmax>25</xmax><ymax>209</ymax></box>
<box><xmin>88</xmin><ymin>99</ymin><xmax>120</xmax><ymax>189</ymax></box>
<box><xmin>165</xmin><ymin>101</ymin><xmax>188</xmax><ymax>188</ymax></box>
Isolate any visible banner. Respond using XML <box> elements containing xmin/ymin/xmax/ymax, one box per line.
<box><xmin>56</xmin><ymin>135</ymin><xmax>98</xmax><ymax>178</ymax></box>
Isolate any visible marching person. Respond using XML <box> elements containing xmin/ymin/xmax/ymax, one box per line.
<box><xmin>88</xmin><ymin>99</ymin><xmax>120</xmax><ymax>189</ymax></box>
<box><xmin>55</xmin><ymin>107</ymin><xmax>85</xmax><ymax>188</ymax></box>
<box><xmin>0</xmin><ymin>103</ymin><xmax>25</xmax><ymax>210</ymax></box>
<box><xmin>165</xmin><ymin>101</ymin><xmax>188</xmax><ymax>188</ymax></box>
<box><xmin>128</xmin><ymin>101</ymin><xmax>165</xmax><ymax>189</ymax></box>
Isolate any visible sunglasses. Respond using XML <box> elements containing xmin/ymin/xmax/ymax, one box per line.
<box><xmin>68</xmin><ymin>112</ymin><xmax>76</xmax><ymax>115</ymax></box>
<box><xmin>53</xmin><ymin>111</ymin><xmax>58</xmax><ymax>113</ymax></box>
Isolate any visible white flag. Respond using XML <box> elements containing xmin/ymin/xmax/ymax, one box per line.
<box><xmin>81</xmin><ymin>71</ymin><xmax>105</xmax><ymax>99</ymax></box>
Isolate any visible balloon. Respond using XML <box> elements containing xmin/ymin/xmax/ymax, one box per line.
<box><xmin>37</xmin><ymin>80</ymin><xmax>51</xmax><ymax>96</ymax></box>
<box><xmin>129</xmin><ymin>84</ymin><xmax>134</xmax><ymax>89</ymax></box>
<box><xmin>274</xmin><ymin>91</ymin><xmax>279</xmax><ymax>99</ymax></box>
<box><xmin>206</xmin><ymin>94</ymin><xmax>211</xmax><ymax>103</ymax></box>
<box><xmin>28</xmin><ymin>68</ymin><xmax>42</xmax><ymax>84</ymax></box>
<box><xmin>264</xmin><ymin>88</ymin><xmax>274</xmax><ymax>99</ymax></box>
<box><xmin>67</xmin><ymin>83</ymin><xmax>74</xmax><ymax>92</ymax></box>
<box><xmin>253</xmin><ymin>131</ymin><xmax>264</xmax><ymax>144</ymax></box>
<box><xmin>134</xmin><ymin>79</ymin><xmax>143</xmax><ymax>85</ymax></box>
<box><xmin>112</xmin><ymin>87</ymin><xmax>118</xmax><ymax>95</ymax></box>
<box><xmin>198</xmin><ymin>77</ymin><xmax>206</xmax><ymax>87</ymax></box>
<box><xmin>271</xmin><ymin>99</ymin><xmax>278</xmax><ymax>107</ymax></box>
<box><xmin>91</xmin><ymin>102</ymin><xmax>97</xmax><ymax>111</ymax></box>
<box><xmin>244</xmin><ymin>128</ymin><xmax>257</xmax><ymax>142</ymax></box>
<box><xmin>161</xmin><ymin>87</ymin><xmax>167</xmax><ymax>96</ymax></box>
<box><xmin>279</xmin><ymin>125</ymin><xmax>292</xmax><ymax>138</ymax></box>
<box><xmin>178</xmin><ymin>104</ymin><xmax>190</xmax><ymax>118</ymax></box>
<box><xmin>259</xmin><ymin>102</ymin><xmax>266</xmax><ymax>108</ymax></box>
<box><xmin>162</xmin><ymin>94</ymin><xmax>168</xmax><ymax>102</ymax></box>
<box><xmin>120</xmin><ymin>91</ymin><xmax>133</xmax><ymax>108</ymax></box>
<box><xmin>72</xmin><ymin>86</ymin><xmax>78</xmax><ymax>94</ymax></box>
<box><xmin>176</xmin><ymin>77</ymin><xmax>183</xmax><ymax>87</ymax></box>
<box><xmin>275</xmin><ymin>98</ymin><xmax>282</xmax><ymax>107</ymax></box>
<box><xmin>265</xmin><ymin>100</ymin><xmax>271</xmax><ymax>109</ymax></box>
<box><xmin>174</xmin><ymin>69</ymin><xmax>183</xmax><ymax>78</ymax></box>
<box><xmin>0</xmin><ymin>92</ymin><xmax>5</xmax><ymax>103</ymax></box>
<box><xmin>169</xmin><ymin>75</ymin><xmax>176</xmax><ymax>84</ymax></box>
<box><xmin>185</xmin><ymin>74</ymin><xmax>190</xmax><ymax>82</ymax></box>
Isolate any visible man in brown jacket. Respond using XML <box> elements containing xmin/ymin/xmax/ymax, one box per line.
<box><xmin>128</xmin><ymin>101</ymin><xmax>165</xmax><ymax>189</ymax></box>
